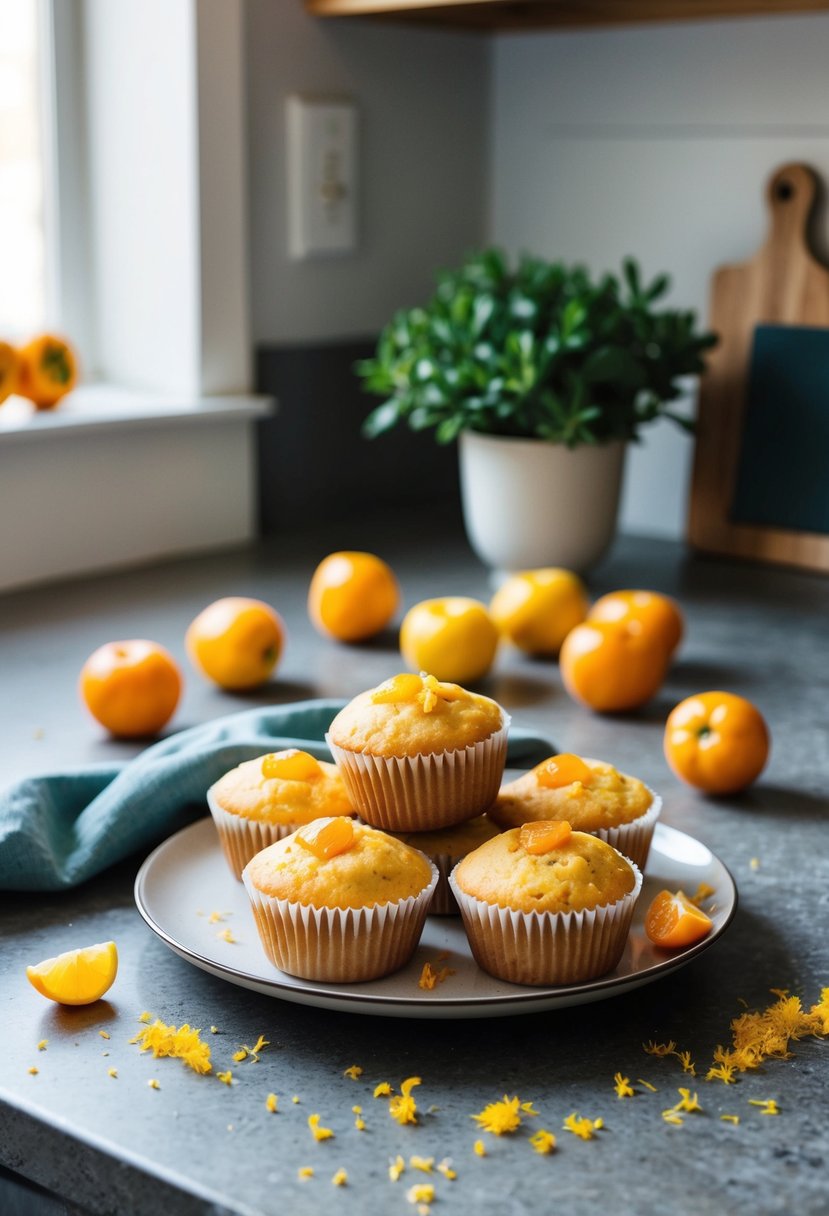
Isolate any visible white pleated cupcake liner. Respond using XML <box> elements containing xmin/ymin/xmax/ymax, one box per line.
<box><xmin>207</xmin><ymin>786</ymin><xmax>312</xmax><ymax>881</ymax></box>
<box><xmin>325</xmin><ymin>717</ymin><xmax>510</xmax><ymax>833</ymax></box>
<box><xmin>242</xmin><ymin>861</ymin><xmax>439</xmax><ymax>983</ymax></box>
<box><xmin>591</xmin><ymin>791</ymin><xmax>662</xmax><ymax>872</ymax></box>
<box><xmin>449</xmin><ymin>861</ymin><xmax>643</xmax><ymax>987</ymax></box>
<box><xmin>419</xmin><ymin>851</ymin><xmax>461</xmax><ymax>916</ymax></box>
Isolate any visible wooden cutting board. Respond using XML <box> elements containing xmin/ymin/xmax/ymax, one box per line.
<box><xmin>688</xmin><ymin>161</ymin><xmax>829</xmax><ymax>572</ymax></box>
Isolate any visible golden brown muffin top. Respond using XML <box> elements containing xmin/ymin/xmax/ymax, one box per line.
<box><xmin>211</xmin><ymin>750</ymin><xmax>354</xmax><ymax>825</ymax></box>
<box><xmin>327</xmin><ymin>673</ymin><xmax>506</xmax><ymax>758</ymax></box>
<box><xmin>453</xmin><ymin>825</ymin><xmax>635</xmax><ymax>915</ymax></box>
<box><xmin>490</xmin><ymin>754</ymin><xmax>652</xmax><ymax>832</ymax></box>
<box><xmin>244</xmin><ymin>818</ymin><xmax>434</xmax><ymax>909</ymax></box>
<box><xmin>391</xmin><ymin>814</ymin><xmax>501</xmax><ymax>859</ymax></box>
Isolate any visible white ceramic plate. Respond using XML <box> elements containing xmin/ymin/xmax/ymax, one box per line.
<box><xmin>135</xmin><ymin>817</ymin><xmax>736</xmax><ymax>1020</ymax></box>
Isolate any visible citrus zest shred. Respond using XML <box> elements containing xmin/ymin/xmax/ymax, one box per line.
<box><xmin>748</xmin><ymin>1098</ymin><xmax>780</xmax><ymax>1116</ymax></box>
<box><xmin>99</xmin><ymin>1030</ymin><xmax>111</xmax><ymax>1040</ymax></box>
<box><xmin>473</xmin><ymin>1139</ymin><xmax>486</xmax><ymax>1157</ymax></box>
<box><xmin>308</xmin><ymin>1113</ymin><xmax>335</xmax><ymax>1141</ymax></box>
<box><xmin>251</xmin><ymin>1034</ymin><xmax>269</xmax><ymax>1055</ymax></box>
<box><xmin>107</xmin><ymin>1068</ymin><xmax>117</xmax><ymax>1078</ymax></box>
<box><xmin>613</xmin><ymin>1073</ymin><xmax>635</xmax><ymax>1098</ymax></box>
<box><xmin>675</xmin><ymin>1088</ymin><xmax>702</xmax><ymax>1112</ymax></box>
<box><xmin>562</xmin><ymin>1113</ymin><xmax>603</xmax><ymax>1140</ymax></box>
<box><xmin>298</xmin><ymin>1167</ymin><xmax>314</xmax><ymax>1181</ymax></box>
<box><xmin>520</xmin><ymin>1101</ymin><xmax>539</xmax><ymax>1116</ymax></box>
<box><xmin>374</xmin><ymin>1082</ymin><xmax>392</xmax><ymax>1098</ymax></box>
<box><xmin>37</xmin><ymin>1040</ymin><xmax>48</xmax><ymax>1051</ymax></box>
<box><xmin>689</xmin><ymin>882</ymin><xmax>716</xmax><ymax>906</ymax></box>
<box><xmin>418</xmin><ymin>962</ymin><xmax>455</xmax><ymax>990</ymax></box>
<box><xmin>389</xmin><ymin>1076</ymin><xmax>421</xmax><ymax>1125</ymax></box>
<box><xmin>662</xmin><ymin>1110</ymin><xmax>684</xmax><ymax>1126</ymax></box>
<box><xmin>471</xmin><ymin>1095</ymin><xmax>528</xmax><ymax>1135</ymax></box>
<box><xmin>130</xmin><ymin>1019</ymin><xmax>212</xmax><ymax>1075</ymax></box>
<box><xmin>208</xmin><ymin>911</ymin><xmax>229</xmax><ymax>924</ymax></box>
<box><xmin>643</xmin><ymin>1039</ymin><xmax>676</xmax><ymax>1056</ymax></box>
<box><xmin>210</xmin><ymin>1026</ymin><xmax>219</xmax><ymax>1035</ymax></box>
<box><xmin>332</xmin><ymin>1168</ymin><xmax>348</xmax><ymax>1186</ymax></box>
<box><xmin>706</xmin><ymin>1062</ymin><xmax>738</xmax><ymax>1085</ymax></box>
<box><xmin>28</xmin><ymin>1067</ymin><xmax>38</xmax><ymax>1075</ymax></box>
<box><xmin>750</xmin><ymin>858</ymin><xmax>760</xmax><ymax>870</ymax></box>
<box><xmin>406</xmin><ymin>1183</ymin><xmax>435</xmax><ymax>1206</ymax></box>
<box><xmin>674</xmin><ymin>1050</ymin><xmax>696</xmax><ymax>1076</ymax></box>
<box><xmin>344</xmin><ymin>1064</ymin><xmax>363</xmax><ymax>1080</ymax></box>
<box><xmin>437</xmin><ymin>1158</ymin><xmax>457</xmax><ymax>1179</ymax></box>
<box><xmin>355</xmin><ymin>1115</ymin><xmax>366</xmax><ymax>1130</ymax></box>
<box><xmin>410</xmin><ymin>1156</ymin><xmax>434</xmax><ymax>1173</ymax></box>
<box><xmin>138</xmin><ymin>1011</ymin><xmax>152</xmax><ymax>1023</ymax></box>
<box><xmin>638</xmin><ymin>1079</ymin><xmax>658</xmax><ymax>1092</ymax></box>
<box><xmin>232</xmin><ymin>1049</ymin><xmax>248</xmax><ymax>1063</ymax></box>
<box><xmin>217</xmin><ymin>928</ymin><xmax>236</xmax><ymax>944</ymax></box>
<box><xmin>389</xmin><ymin>1155</ymin><xmax>406</xmax><ymax>1182</ymax></box>
<box><xmin>148</xmin><ymin>1079</ymin><xmax>160</xmax><ymax>1089</ymax></box>
<box><xmin>721</xmin><ymin>1114</ymin><xmax>740</xmax><ymax>1124</ymax></box>
<box><xmin>292</xmin><ymin>1094</ymin><xmax>300</xmax><ymax>1104</ymax></box>
<box><xmin>529</xmin><ymin>1129</ymin><xmax>557</xmax><ymax>1155</ymax></box>
<box><xmin>217</xmin><ymin>1070</ymin><xmax>233</xmax><ymax>1086</ymax></box>
<box><xmin>266</xmin><ymin>1093</ymin><xmax>278</xmax><ymax>1113</ymax></box>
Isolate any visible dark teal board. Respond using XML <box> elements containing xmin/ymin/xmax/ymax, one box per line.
<box><xmin>730</xmin><ymin>324</ymin><xmax>829</xmax><ymax>534</ymax></box>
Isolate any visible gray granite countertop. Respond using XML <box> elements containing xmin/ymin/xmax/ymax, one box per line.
<box><xmin>1</xmin><ymin>515</ymin><xmax>828</xmax><ymax>1216</ymax></box>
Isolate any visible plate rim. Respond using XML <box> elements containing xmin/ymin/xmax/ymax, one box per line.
<box><xmin>134</xmin><ymin>818</ymin><xmax>738</xmax><ymax>1015</ymax></box>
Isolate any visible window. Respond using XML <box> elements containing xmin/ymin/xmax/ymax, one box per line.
<box><xmin>0</xmin><ymin>0</ymin><xmax>47</xmax><ymax>338</ymax></box>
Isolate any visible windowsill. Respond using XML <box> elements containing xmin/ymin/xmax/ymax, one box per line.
<box><xmin>0</xmin><ymin>384</ymin><xmax>275</xmax><ymax>444</ymax></box>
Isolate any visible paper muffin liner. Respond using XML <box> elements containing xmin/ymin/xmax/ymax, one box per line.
<box><xmin>449</xmin><ymin>861</ymin><xmax>643</xmax><ymax>987</ymax></box>
<box><xmin>591</xmin><ymin>791</ymin><xmax>662</xmax><ymax>872</ymax></box>
<box><xmin>325</xmin><ymin>717</ymin><xmax>510</xmax><ymax>833</ymax></box>
<box><xmin>207</xmin><ymin>786</ymin><xmax>313</xmax><ymax>881</ymax></box>
<box><xmin>242</xmin><ymin>861</ymin><xmax>439</xmax><ymax>983</ymax></box>
<box><xmin>418</xmin><ymin>851</ymin><xmax>461</xmax><ymax>916</ymax></box>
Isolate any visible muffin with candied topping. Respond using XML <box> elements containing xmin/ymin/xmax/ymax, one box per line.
<box><xmin>326</xmin><ymin>672</ymin><xmax>509</xmax><ymax>832</ymax></box>
<box><xmin>390</xmin><ymin>815</ymin><xmax>502</xmax><ymax>915</ymax></box>
<box><xmin>243</xmin><ymin>818</ymin><xmax>438</xmax><ymax>982</ymax></box>
<box><xmin>490</xmin><ymin>753</ymin><xmax>661</xmax><ymax>870</ymax></box>
<box><xmin>207</xmin><ymin>749</ymin><xmax>355</xmax><ymax>880</ymax></box>
<box><xmin>450</xmin><ymin>821</ymin><xmax>642</xmax><ymax>986</ymax></box>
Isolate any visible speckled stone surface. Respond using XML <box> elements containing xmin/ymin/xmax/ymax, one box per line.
<box><xmin>1</xmin><ymin>513</ymin><xmax>828</xmax><ymax>1216</ymax></box>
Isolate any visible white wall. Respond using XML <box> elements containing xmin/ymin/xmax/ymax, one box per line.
<box><xmin>246</xmin><ymin>1</ymin><xmax>490</xmax><ymax>344</ymax></box>
<box><xmin>491</xmin><ymin>14</ymin><xmax>829</xmax><ymax>539</ymax></box>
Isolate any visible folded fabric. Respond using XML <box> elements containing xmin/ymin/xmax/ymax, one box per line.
<box><xmin>0</xmin><ymin>699</ymin><xmax>556</xmax><ymax>892</ymax></box>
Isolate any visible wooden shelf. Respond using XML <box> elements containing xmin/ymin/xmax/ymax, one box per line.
<box><xmin>305</xmin><ymin>0</ymin><xmax>829</xmax><ymax>32</ymax></box>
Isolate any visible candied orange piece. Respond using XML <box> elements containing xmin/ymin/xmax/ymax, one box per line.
<box><xmin>261</xmin><ymin>749</ymin><xmax>322</xmax><ymax>782</ymax></box>
<box><xmin>520</xmin><ymin>820</ymin><xmax>573</xmax><ymax>855</ymax></box>
<box><xmin>371</xmin><ymin>673</ymin><xmax>424</xmax><ymax>704</ymax></box>
<box><xmin>295</xmin><ymin>817</ymin><xmax>355</xmax><ymax>860</ymax></box>
<box><xmin>645</xmin><ymin>889</ymin><xmax>713</xmax><ymax>949</ymax></box>
<box><xmin>536</xmin><ymin>754</ymin><xmax>593</xmax><ymax>789</ymax></box>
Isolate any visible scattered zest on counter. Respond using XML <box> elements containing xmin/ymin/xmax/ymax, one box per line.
<box><xmin>107</xmin><ymin>1068</ymin><xmax>117</xmax><ymax>1079</ymax></box>
<box><xmin>748</xmin><ymin>1098</ymin><xmax>780</xmax><ymax>1116</ymax></box>
<box><xmin>130</xmin><ymin>1017</ymin><xmax>212</xmax><ymax>1075</ymax></box>
<box><xmin>720</xmin><ymin>1114</ymin><xmax>740</xmax><ymax>1125</ymax></box>
<box><xmin>436</xmin><ymin>1158</ymin><xmax>457</xmax><ymax>1179</ymax></box>
<box><xmin>37</xmin><ymin>1040</ymin><xmax>48</xmax><ymax>1051</ymax></box>
<box><xmin>298</xmin><ymin>1167</ymin><xmax>314</xmax><ymax>1181</ymax></box>
<box><xmin>389</xmin><ymin>1155</ymin><xmax>406</xmax><ymax>1182</ymax></box>
<box><xmin>418</xmin><ymin>961</ymin><xmax>455</xmax><ymax>990</ymax></box>
<box><xmin>529</xmin><ymin>1129</ymin><xmax>557</xmax><ymax>1155</ymax></box>
<box><xmin>374</xmin><ymin>1082</ymin><xmax>392</xmax><ymax>1098</ymax></box>
<box><xmin>216</xmin><ymin>1070</ymin><xmax>233</xmax><ymax>1086</ymax></box>
<box><xmin>266</xmin><ymin>1093</ymin><xmax>278</xmax><ymax>1113</ymax></box>
<box><xmin>308</xmin><ymin>1113</ymin><xmax>335</xmax><ymax>1142</ymax></box>
<box><xmin>473</xmin><ymin>1139</ymin><xmax>486</xmax><ymax>1157</ymax></box>
<box><xmin>343</xmin><ymin>1064</ymin><xmax>363</xmax><ymax>1080</ymax></box>
<box><xmin>613</xmin><ymin>1073</ymin><xmax>635</xmax><ymax>1099</ymax></box>
<box><xmin>405</xmin><ymin>1183</ymin><xmax>435</xmax><ymax>1207</ymax></box>
<box><xmin>389</xmin><ymin>1077</ymin><xmax>421</xmax><ymax>1125</ymax></box>
<box><xmin>332</xmin><ymin>1169</ymin><xmax>348</xmax><ymax>1187</ymax></box>
<box><xmin>148</xmin><ymin>1079</ymin><xmax>160</xmax><ymax>1090</ymax></box>
<box><xmin>471</xmin><ymin>1095</ymin><xmax>536</xmax><ymax>1136</ymax></box>
<box><xmin>562</xmin><ymin>1113</ymin><xmax>603</xmax><ymax>1141</ymax></box>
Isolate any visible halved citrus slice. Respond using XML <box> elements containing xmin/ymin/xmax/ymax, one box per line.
<box><xmin>645</xmin><ymin>890</ymin><xmax>713</xmax><ymax>949</ymax></box>
<box><xmin>26</xmin><ymin>941</ymin><xmax>118</xmax><ymax>1005</ymax></box>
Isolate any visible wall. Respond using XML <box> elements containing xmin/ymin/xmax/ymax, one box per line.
<box><xmin>491</xmin><ymin>14</ymin><xmax>829</xmax><ymax>540</ymax></box>
<box><xmin>246</xmin><ymin>2</ymin><xmax>490</xmax><ymax>344</ymax></box>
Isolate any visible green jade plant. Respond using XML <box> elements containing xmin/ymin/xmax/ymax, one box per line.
<box><xmin>359</xmin><ymin>249</ymin><xmax>716</xmax><ymax>448</ymax></box>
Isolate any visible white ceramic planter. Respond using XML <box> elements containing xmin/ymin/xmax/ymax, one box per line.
<box><xmin>458</xmin><ymin>431</ymin><xmax>626</xmax><ymax>575</ymax></box>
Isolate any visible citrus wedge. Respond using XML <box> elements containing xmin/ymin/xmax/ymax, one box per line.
<box><xmin>645</xmin><ymin>890</ymin><xmax>713</xmax><ymax>950</ymax></box>
<box><xmin>26</xmin><ymin>941</ymin><xmax>118</xmax><ymax>1005</ymax></box>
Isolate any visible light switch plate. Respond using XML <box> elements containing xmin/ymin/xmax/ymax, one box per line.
<box><xmin>286</xmin><ymin>96</ymin><xmax>357</xmax><ymax>259</ymax></box>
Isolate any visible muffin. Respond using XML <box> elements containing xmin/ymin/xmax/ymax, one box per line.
<box><xmin>390</xmin><ymin>815</ymin><xmax>502</xmax><ymax>915</ymax></box>
<box><xmin>450</xmin><ymin>822</ymin><xmax>642</xmax><ymax>986</ymax></box>
<box><xmin>326</xmin><ymin>672</ymin><xmax>509</xmax><ymax>832</ymax></box>
<box><xmin>243</xmin><ymin>817</ymin><xmax>438</xmax><ymax>982</ymax></box>
<box><xmin>489</xmin><ymin>753</ymin><xmax>661</xmax><ymax>871</ymax></box>
<box><xmin>207</xmin><ymin>749</ymin><xmax>355</xmax><ymax>880</ymax></box>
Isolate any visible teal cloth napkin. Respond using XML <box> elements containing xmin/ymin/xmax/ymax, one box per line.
<box><xmin>0</xmin><ymin>699</ymin><xmax>555</xmax><ymax>892</ymax></box>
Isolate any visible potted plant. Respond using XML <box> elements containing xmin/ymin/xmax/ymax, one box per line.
<box><xmin>358</xmin><ymin>249</ymin><xmax>716</xmax><ymax>575</ymax></box>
